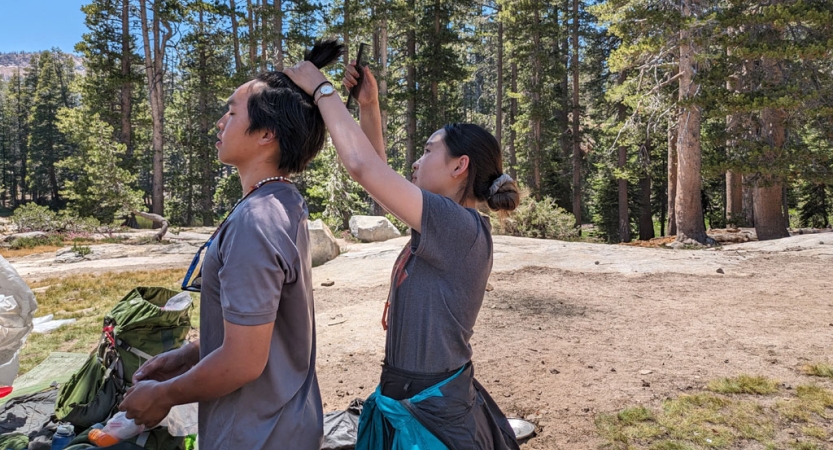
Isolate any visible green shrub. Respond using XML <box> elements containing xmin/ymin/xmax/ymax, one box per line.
<box><xmin>386</xmin><ymin>213</ymin><xmax>409</xmax><ymax>234</ymax></box>
<box><xmin>11</xmin><ymin>203</ymin><xmax>60</xmax><ymax>232</ymax></box>
<box><xmin>58</xmin><ymin>211</ymin><xmax>100</xmax><ymax>233</ymax></box>
<box><xmin>9</xmin><ymin>234</ymin><xmax>65</xmax><ymax>250</ymax></box>
<box><xmin>71</xmin><ymin>243</ymin><xmax>92</xmax><ymax>257</ymax></box>
<box><xmin>490</xmin><ymin>196</ymin><xmax>579</xmax><ymax>240</ymax></box>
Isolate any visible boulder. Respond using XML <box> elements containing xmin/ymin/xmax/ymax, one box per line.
<box><xmin>4</xmin><ymin>231</ymin><xmax>48</xmax><ymax>243</ymax></box>
<box><xmin>308</xmin><ymin>219</ymin><xmax>340</xmax><ymax>267</ymax></box>
<box><xmin>349</xmin><ymin>215</ymin><xmax>402</xmax><ymax>243</ymax></box>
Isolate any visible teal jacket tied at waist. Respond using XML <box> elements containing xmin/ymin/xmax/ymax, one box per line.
<box><xmin>355</xmin><ymin>363</ymin><xmax>519</xmax><ymax>450</ymax></box>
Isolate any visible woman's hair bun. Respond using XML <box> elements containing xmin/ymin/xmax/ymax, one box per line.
<box><xmin>487</xmin><ymin>174</ymin><xmax>520</xmax><ymax>212</ymax></box>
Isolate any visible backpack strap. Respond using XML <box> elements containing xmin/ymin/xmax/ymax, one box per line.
<box><xmin>135</xmin><ymin>431</ymin><xmax>150</xmax><ymax>447</ymax></box>
<box><xmin>116</xmin><ymin>338</ymin><xmax>154</xmax><ymax>361</ymax></box>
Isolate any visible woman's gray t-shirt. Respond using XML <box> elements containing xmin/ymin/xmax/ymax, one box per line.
<box><xmin>384</xmin><ymin>190</ymin><xmax>493</xmax><ymax>373</ymax></box>
<box><xmin>197</xmin><ymin>182</ymin><xmax>323</xmax><ymax>450</ymax></box>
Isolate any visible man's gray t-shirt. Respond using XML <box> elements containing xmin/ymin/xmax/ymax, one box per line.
<box><xmin>198</xmin><ymin>182</ymin><xmax>323</xmax><ymax>450</ymax></box>
<box><xmin>385</xmin><ymin>190</ymin><xmax>493</xmax><ymax>373</ymax></box>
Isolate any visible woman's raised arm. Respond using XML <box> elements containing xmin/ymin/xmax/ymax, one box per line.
<box><xmin>284</xmin><ymin>62</ymin><xmax>424</xmax><ymax>232</ymax></box>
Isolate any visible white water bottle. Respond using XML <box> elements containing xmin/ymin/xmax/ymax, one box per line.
<box><xmin>161</xmin><ymin>292</ymin><xmax>192</xmax><ymax>311</ymax></box>
<box><xmin>89</xmin><ymin>412</ymin><xmax>145</xmax><ymax>446</ymax></box>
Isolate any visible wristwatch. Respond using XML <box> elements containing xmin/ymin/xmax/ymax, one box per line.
<box><xmin>314</xmin><ymin>82</ymin><xmax>335</xmax><ymax>105</ymax></box>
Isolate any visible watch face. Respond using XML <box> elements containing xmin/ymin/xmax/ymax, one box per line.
<box><xmin>320</xmin><ymin>85</ymin><xmax>334</xmax><ymax>95</ymax></box>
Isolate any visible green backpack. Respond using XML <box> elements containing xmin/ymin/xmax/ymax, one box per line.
<box><xmin>55</xmin><ymin>287</ymin><xmax>193</xmax><ymax>429</ymax></box>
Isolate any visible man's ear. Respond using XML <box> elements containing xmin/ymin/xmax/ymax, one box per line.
<box><xmin>452</xmin><ymin>155</ymin><xmax>470</xmax><ymax>179</ymax></box>
<box><xmin>257</xmin><ymin>130</ymin><xmax>277</xmax><ymax>146</ymax></box>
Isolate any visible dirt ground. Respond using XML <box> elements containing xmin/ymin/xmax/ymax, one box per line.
<box><xmin>311</xmin><ymin>232</ymin><xmax>833</xmax><ymax>449</ymax></box>
<box><xmin>7</xmin><ymin>229</ymin><xmax>833</xmax><ymax>449</ymax></box>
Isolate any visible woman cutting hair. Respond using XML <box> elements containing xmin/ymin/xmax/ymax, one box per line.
<box><xmin>285</xmin><ymin>50</ymin><xmax>520</xmax><ymax>450</ymax></box>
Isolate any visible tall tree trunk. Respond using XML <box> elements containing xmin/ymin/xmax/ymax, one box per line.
<box><xmin>273</xmin><ymin>0</ymin><xmax>283</xmax><ymax>70</ymax></box>
<box><xmin>139</xmin><ymin>0</ymin><xmax>170</xmax><ymax>216</ymax></box>
<box><xmin>571</xmin><ymin>0</ymin><xmax>581</xmax><ymax>229</ymax></box>
<box><xmin>782</xmin><ymin>184</ymin><xmax>790</xmax><ymax>229</ymax></box>
<box><xmin>495</xmin><ymin>15</ymin><xmax>503</xmax><ymax>148</ymax></box>
<box><xmin>638</xmin><ymin>142</ymin><xmax>654</xmax><ymax>240</ymax></box>
<box><xmin>508</xmin><ymin>62</ymin><xmax>518</xmax><ymax>180</ymax></box>
<box><xmin>377</xmin><ymin>12</ymin><xmax>388</xmax><ymax>146</ymax></box>
<box><xmin>724</xmin><ymin>34</ymin><xmax>741</xmax><ymax>229</ymax></box>
<box><xmin>431</xmin><ymin>0</ymin><xmax>440</xmax><ymax>129</ymax></box>
<box><xmin>343</xmin><ymin>0</ymin><xmax>350</xmax><ymax>63</ymax></box>
<box><xmin>247</xmin><ymin>0</ymin><xmax>256</xmax><ymax>69</ymax></box>
<box><xmin>560</xmin><ymin>0</ymin><xmax>570</xmax><ymax>160</ymax></box>
<box><xmin>617</xmin><ymin>72</ymin><xmax>630</xmax><ymax>243</ymax></box>
<box><xmin>121</xmin><ymin>0</ymin><xmax>133</xmax><ymax>158</ymax></box>
<box><xmin>726</xmin><ymin>171</ymin><xmax>742</xmax><ymax>227</ymax></box>
<box><xmin>229</xmin><ymin>0</ymin><xmax>242</xmax><ymax>72</ymax></box>
<box><xmin>754</xmin><ymin>67</ymin><xmax>789</xmax><ymax>241</ymax></box>
<box><xmin>667</xmin><ymin>116</ymin><xmax>677</xmax><ymax>236</ymax></box>
<box><xmin>742</xmin><ymin>174</ymin><xmax>755</xmax><ymax>227</ymax></box>
<box><xmin>405</xmin><ymin>0</ymin><xmax>416</xmax><ymax>179</ymax></box>
<box><xmin>674</xmin><ymin>0</ymin><xmax>709</xmax><ymax>244</ymax></box>
<box><xmin>15</xmin><ymin>72</ymin><xmax>27</xmax><ymax>203</ymax></box>
<box><xmin>260</xmin><ymin>0</ymin><xmax>267</xmax><ymax>72</ymax></box>
<box><xmin>371</xmin><ymin>13</ymin><xmax>388</xmax><ymax>217</ymax></box>
<box><xmin>197</xmin><ymin>7</ymin><xmax>214</xmax><ymax>226</ymax></box>
<box><xmin>531</xmin><ymin>1</ymin><xmax>542</xmax><ymax>198</ymax></box>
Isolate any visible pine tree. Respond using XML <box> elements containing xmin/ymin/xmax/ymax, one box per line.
<box><xmin>27</xmin><ymin>50</ymin><xmax>76</xmax><ymax>206</ymax></box>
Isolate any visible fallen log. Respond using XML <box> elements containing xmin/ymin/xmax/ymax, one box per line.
<box><xmin>132</xmin><ymin>211</ymin><xmax>169</xmax><ymax>241</ymax></box>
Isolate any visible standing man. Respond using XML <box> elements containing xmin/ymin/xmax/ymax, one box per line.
<box><xmin>119</xmin><ymin>41</ymin><xmax>345</xmax><ymax>449</ymax></box>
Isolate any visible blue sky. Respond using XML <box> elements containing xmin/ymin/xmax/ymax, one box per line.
<box><xmin>0</xmin><ymin>1</ymin><xmax>88</xmax><ymax>53</ymax></box>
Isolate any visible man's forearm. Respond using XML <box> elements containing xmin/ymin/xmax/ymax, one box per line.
<box><xmin>159</xmin><ymin>343</ymin><xmax>259</xmax><ymax>406</ymax></box>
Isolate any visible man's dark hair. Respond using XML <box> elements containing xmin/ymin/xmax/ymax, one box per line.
<box><xmin>246</xmin><ymin>39</ymin><xmax>345</xmax><ymax>173</ymax></box>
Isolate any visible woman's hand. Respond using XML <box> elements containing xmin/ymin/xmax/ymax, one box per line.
<box><xmin>343</xmin><ymin>61</ymin><xmax>379</xmax><ymax>108</ymax></box>
<box><xmin>283</xmin><ymin>61</ymin><xmax>329</xmax><ymax>97</ymax></box>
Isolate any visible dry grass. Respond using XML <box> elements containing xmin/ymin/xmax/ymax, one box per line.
<box><xmin>596</xmin><ymin>374</ymin><xmax>833</xmax><ymax>449</ymax></box>
<box><xmin>802</xmin><ymin>362</ymin><xmax>833</xmax><ymax>380</ymax></box>
<box><xmin>19</xmin><ymin>269</ymin><xmax>198</xmax><ymax>375</ymax></box>
<box><xmin>0</xmin><ymin>245</ymin><xmax>64</xmax><ymax>258</ymax></box>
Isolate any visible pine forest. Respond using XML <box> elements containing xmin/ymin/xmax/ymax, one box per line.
<box><xmin>0</xmin><ymin>0</ymin><xmax>831</xmax><ymax>244</ymax></box>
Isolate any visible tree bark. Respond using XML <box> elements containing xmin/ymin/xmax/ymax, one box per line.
<box><xmin>571</xmin><ymin>0</ymin><xmax>581</xmax><ymax>230</ymax></box>
<box><xmin>531</xmin><ymin>1</ymin><xmax>542</xmax><ymax>198</ymax></box>
<box><xmin>667</xmin><ymin>115</ymin><xmax>677</xmax><ymax>236</ymax></box>
<box><xmin>139</xmin><ymin>0</ymin><xmax>170</xmax><ymax>216</ymax></box>
<box><xmin>430</xmin><ymin>0</ymin><xmax>441</xmax><ymax>130</ymax></box>
<box><xmin>247</xmin><ymin>0</ymin><xmax>256</xmax><ymax>70</ymax></box>
<box><xmin>724</xmin><ymin>36</ymin><xmax>741</xmax><ymax>229</ymax></box>
<box><xmin>120</xmin><ymin>0</ymin><xmax>133</xmax><ymax>158</ymax></box>
<box><xmin>754</xmin><ymin>89</ymin><xmax>789</xmax><ymax>240</ymax></box>
<box><xmin>674</xmin><ymin>0</ymin><xmax>710</xmax><ymax>244</ymax></box>
<box><xmin>742</xmin><ymin>174</ymin><xmax>754</xmax><ymax>227</ymax></box>
<box><xmin>197</xmin><ymin>7</ymin><xmax>214</xmax><ymax>226</ymax></box>
<box><xmin>508</xmin><ymin>62</ymin><xmax>518</xmax><ymax>181</ymax></box>
<box><xmin>726</xmin><ymin>171</ymin><xmax>742</xmax><ymax>228</ymax></box>
<box><xmin>377</xmin><ymin>10</ymin><xmax>388</xmax><ymax>146</ymax></box>
<box><xmin>273</xmin><ymin>0</ymin><xmax>283</xmax><ymax>70</ymax></box>
<box><xmin>560</xmin><ymin>0</ymin><xmax>570</xmax><ymax>160</ymax></box>
<box><xmin>495</xmin><ymin>15</ymin><xmax>503</xmax><ymax>149</ymax></box>
<box><xmin>133</xmin><ymin>210</ymin><xmax>168</xmax><ymax>240</ymax></box>
<box><xmin>405</xmin><ymin>0</ymin><xmax>416</xmax><ymax>179</ymax></box>
<box><xmin>370</xmin><ymin>5</ymin><xmax>388</xmax><ymax>217</ymax></box>
<box><xmin>616</xmin><ymin>72</ymin><xmax>630</xmax><ymax>243</ymax></box>
<box><xmin>638</xmin><ymin>142</ymin><xmax>654</xmax><ymax>240</ymax></box>
<box><xmin>229</xmin><ymin>0</ymin><xmax>242</xmax><ymax>72</ymax></box>
<box><xmin>260</xmin><ymin>0</ymin><xmax>268</xmax><ymax>72</ymax></box>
